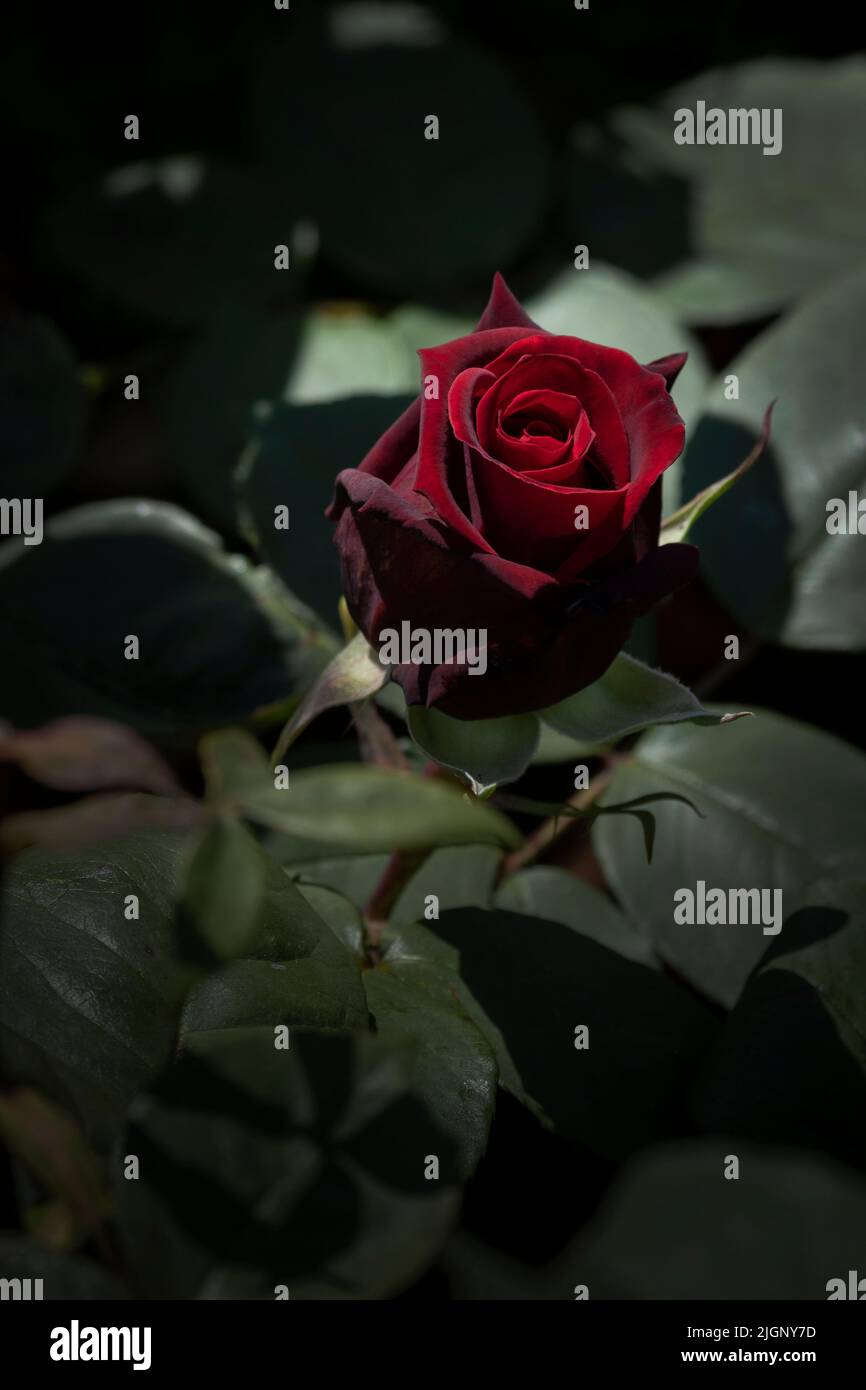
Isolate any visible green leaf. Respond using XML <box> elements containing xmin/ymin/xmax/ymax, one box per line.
<box><xmin>293</xmin><ymin>882</ymin><xmax>366</xmax><ymax>962</ymax></box>
<box><xmin>531</xmin><ymin>721</ymin><xmax>602</xmax><ymax>764</ymax></box>
<box><xmin>560</xmin><ymin>1140</ymin><xmax>866</xmax><ymax>1299</ymax></box>
<box><xmin>365</xmin><ymin>922</ymin><xmax>498</xmax><ymax>1180</ymax></box>
<box><xmin>430</xmin><ymin>907</ymin><xmax>718</xmax><ymax>1158</ymax></box>
<box><xmin>0</xmin><ymin>1088</ymin><xmax>111</xmax><ymax>1253</ymax></box>
<box><xmin>594</xmin><ymin>709</ymin><xmax>866</xmax><ymax>1006</ymax></box>
<box><xmin>540</xmin><ymin>652</ymin><xmax>749</xmax><ymax>747</ymax></box>
<box><xmin>0</xmin><ymin>501</ymin><xmax>335</xmax><ymax>746</ymax></box>
<box><xmin>175</xmin><ymin>817</ymin><xmax>266</xmax><ymax>963</ymax></box>
<box><xmin>681</xmin><ymin>263</ymin><xmax>866</xmax><ymax>650</ymax></box>
<box><xmin>44</xmin><ymin>158</ymin><xmax>307</xmax><ymax>325</ymax></box>
<box><xmin>239</xmin><ymin>393</ymin><xmax>416</xmax><ymax>621</ymax></box>
<box><xmin>0</xmin><ymin>831</ymin><xmax>186</xmax><ymax>1146</ymax></box>
<box><xmin>178</xmin><ymin>837</ymin><xmax>368</xmax><ymax>1037</ymax></box>
<box><xmin>495</xmin><ymin>868</ymin><xmax>657</xmax><ymax>968</ymax></box>
<box><xmin>659</xmin><ymin>404</ymin><xmax>772</xmax><ymax>545</ymax></box>
<box><xmin>116</xmin><ymin>1028</ymin><xmax>460</xmax><ymax>1298</ymax></box>
<box><xmin>201</xmin><ymin>729</ymin><xmax>521</xmax><ymax>851</ymax></box>
<box><xmin>0</xmin><ymin>311</ymin><xmax>87</xmax><ymax>497</ymax></box>
<box><xmin>272</xmin><ymin>633</ymin><xmax>388</xmax><ymax>763</ymax></box>
<box><xmin>392</xmin><ymin>846</ymin><xmax>502</xmax><ymax>921</ymax></box>
<box><xmin>255</xmin><ymin>29</ymin><xmax>551</xmax><ymax>298</ymax></box>
<box><xmin>695</xmin><ymin>881</ymin><xmax>866</xmax><ymax>1171</ymax></box>
<box><xmin>406</xmin><ymin>705</ymin><xmax>540</xmax><ymax>794</ymax></box>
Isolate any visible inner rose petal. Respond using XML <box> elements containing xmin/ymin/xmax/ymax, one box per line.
<box><xmin>494</xmin><ymin>405</ymin><xmax>596</xmax><ymax>480</ymax></box>
<box><xmin>500</xmin><ymin>388</ymin><xmax>581</xmax><ymax>443</ymax></box>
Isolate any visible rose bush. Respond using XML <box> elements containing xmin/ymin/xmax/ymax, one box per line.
<box><xmin>328</xmin><ymin>274</ymin><xmax>699</xmax><ymax>719</ymax></box>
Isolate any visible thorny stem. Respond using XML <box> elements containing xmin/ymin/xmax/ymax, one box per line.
<box><xmin>498</xmin><ymin>758</ymin><xmax>621</xmax><ymax>880</ymax></box>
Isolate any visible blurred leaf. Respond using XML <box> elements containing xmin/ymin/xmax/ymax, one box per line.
<box><xmin>116</xmin><ymin>1029</ymin><xmax>460</xmax><ymax>1298</ymax></box>
<box><xmin>0</xmin><ymin>1235</ymin><xmax>127</xmax><ymax>1299</ymax></box>
<box><xmin>0</xmin><ymin>717</ymin><xmax>180</xmax><ymax>794</ymax></box>
<box><xmin>407</xmin><ymin>706</ymin><xmax>540</xmax><ymax>794</ymax></box>
<box><xmin>284</xmin><ymin>307</ymin><xmax>419</xmax><ymax>403</ymax></box>
<box><xmin>272</xmin><ymin>634</ymin><xmax>388</xmax><ymax>762</ymax></box>
<box><xmin>366</xmin><ymin>922</ymin><xmax>498</xmax><ymax>1179</ymax></box>
<box><xmin>177</xmin><ymin>817</ymin><xmax>266</xmax><ymax>964</ymax></box>
<box><xmin>594</xmin><ymin>709</ymin><xmax>866</xmax><ymax>1006</ymax></box>
<box><xmin>0</xmin><ymin>791</ymin><xmax>205</xmax><ymax>859</ymax></box>
<box><xmin>495</xmin><ymin>868</ymin><xmax>657</xmax><ymax>967</ymax></box>
<box><xmin>0</xmin><ymin>311</ymin><xmax>86</xmax><ymax>496</ymax></box>
<box><xmin>540</xmin><ymin>653</ymin><xmax>749</xmax><ymax>746</ymax></box>
<box><xmin>682</xmin><ymin>264</ymin><xmax>866</xmax><ymax>650</ymax></box>
<box><xmin>44</xmin><ymin>158</ymin><xmax>307</xmax><ymax>325</ymax></box>
<box><xmin>240</xmin><ymin>393</ymin><xmax>416</xmax><ymax>621</ymax></box>
<box><xmin>0</xmin><ymin>831</ymin><xmax>187</xmax><ymax>1146</ymax></box>
<box><xmin>0</xmin><ymin>1089</ymin><xmax>111</xmax><ymax>1254</ymax></box>
<box><xmin>431</xmin><ymin>907</ymin><xmax>718</xmax><ymax>1158</ymax></box>
<box><xmin>560</xmin><ymin>1140</ymin><xmax>866</xmax><ymax>1299</ymax></box>
<box><xmin>255</xmin><ymin>31</ymin><xmax>551</xmax><ymax>298</ymax></box>
<box><xmin>0</xmin><ymin>501</ymin><xmax>334</xmax><ymax>745</ymax></box>
<box><xmin>170</xmin><ymin>307</ymin><xmax>303</xmax><ymax>533</ymax></box>
<box><xmin>618</xmin><ymin>57</ymin><xmax>866</xmax><ymax>321</ymax></box>
<box><xmin>201</xmin><ymin>729</ymin><xmax>521</xmax><ymax>851</ymax></box>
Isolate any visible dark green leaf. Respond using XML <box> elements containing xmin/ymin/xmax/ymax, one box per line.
<box><xmin>116</xmin><ymin>1028</ymin><xmax>460</xmax><ymax>1298</ymax></box>
<box><xmin>540</xmin><ymin>652</ymin><xmax>749</xmax><ymax>747</ymax></box>
<box><xmin>560</xmin><ymin>1140</ymin><xmax>866</xmax><ymax>1299</ymax></box>
<box><xmin>0</xmin><ymin>831</ymin><xmax>186</xmax><ymax>1146</ymax></box>
<box><xmin>0</xmin><ymin>502</ymin><xmax>334</xmax><ymax>744</ymax></box>
<box><xmin>201</xmin><ymin>730</ymin><xmax>521</xmax><ymax>851</ymax></box>
<box><xmin>366</xmin><ymin>922</ymin><xmax>498</xmax><ymax>1179</ymax></box>
<box><xmin>407</xmin><ymin>706</ymin><xmax>540</xmax><ymax>794</ymax></box>
<box><xmin>594</xmin><ymin>710</ymin><xmax>866</xmax><ymax>1005</ymax></box>
<box><xmin>430</xmin><ymin>907</ymin><xmax>718</xmax><ymax>1158</ymax></box>
<box><xmin>255</xmin><ymin>32</ymin><xmax>551</xmax><ymax>298</ymax></box>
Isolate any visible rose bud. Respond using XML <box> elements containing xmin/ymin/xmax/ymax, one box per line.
<box><xmin>327</xmin><ymin>274</ymin><xmax>698</xmax><ymax>720</ymax></box>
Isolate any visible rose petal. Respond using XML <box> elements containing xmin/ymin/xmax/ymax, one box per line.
<box><xmin>644</xmin><ymin>351</ymin><xmax>687</xmax><ymax>391</ymax></box>
<box><xmin>474</xmin><ymin>272</ymin><xmax>542</xmax><ymax>333</ymax></box>
<box><xmin>415</xmin><ymin>327</ymin><xmax>535</xmax><ymax>549</ymax></box>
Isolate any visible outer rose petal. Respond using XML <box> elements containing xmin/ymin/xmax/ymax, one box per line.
<box><xmin>415</xmin><ymin>327</ymin><xmax>537</xmax><ymax>550</ymax></box>
<box><xmin>644</xmin><ymin>352</ymin><xmax>687</xmax><ymax>390</ymax></box>
<box><xmin>329</xmin><ymin>467</ymin><xmax>697</xmax><ymax>720</ymax></box>
<box><xmin>474</xmin><ymin>271</ymin><xmax>542</xmax><ymax>332</ymax></box>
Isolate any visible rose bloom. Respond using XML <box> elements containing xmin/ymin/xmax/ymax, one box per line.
<box><xmin>327</xmin><ymin>275</ymin><xmax>697</xmax><ymax>720</ymax></box>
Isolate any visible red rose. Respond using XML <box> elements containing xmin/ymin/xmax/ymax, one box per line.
<box><xmin>327</xmin><ymin>274</ymin><xmax>698</xmax><ymax>719</ymax></box>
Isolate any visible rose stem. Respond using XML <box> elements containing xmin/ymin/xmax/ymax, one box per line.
<box><xmin>498</xmin><ymin>759</ymin><xmax>619</xmax><ymax>880</ymax></box>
